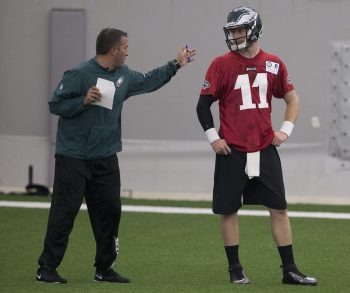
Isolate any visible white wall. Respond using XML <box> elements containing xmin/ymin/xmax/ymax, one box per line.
<box><xmin>0</xmin><ymin>0</ymin><xmax>349</xmax><ymax>203</ymax></box>
<box><xmin>0</xmin><ymin>135</ymin><xmax>50</xmax><ymax>188</ymax></box>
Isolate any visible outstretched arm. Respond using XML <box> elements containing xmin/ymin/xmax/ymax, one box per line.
<box><xmin>126</xmin><ymin>46</ymin><xmax>196</xmax><ymax>98</ymax></box>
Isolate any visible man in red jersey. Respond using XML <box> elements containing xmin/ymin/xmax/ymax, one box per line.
<box><xmin>196</xmin><ymin>6</ymin><xmax>317</xmax><ymax>286</ymax></box>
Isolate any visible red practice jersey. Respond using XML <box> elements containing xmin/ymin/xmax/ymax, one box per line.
<box><xmin>200</xmin><ymin>50</ymin><xmax>294</xmax><ymax>152</ymax></box>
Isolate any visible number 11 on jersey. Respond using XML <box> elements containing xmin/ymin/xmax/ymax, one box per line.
<box><xmin>234</xmin><ymin>73</ymin><xmax>268</xmax><ymax>110</ymax></box>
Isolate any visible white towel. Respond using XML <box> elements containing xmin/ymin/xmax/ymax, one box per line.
<box><xmin>245</xmin><ymin>151</ymin><xmax>260</xmax><ymax>179</ymax></box>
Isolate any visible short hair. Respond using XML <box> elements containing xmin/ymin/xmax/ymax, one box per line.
<box><xmin>96</xmin><ymin>28</ymin><xmax>127</xmax><ymax>55</ymax></box>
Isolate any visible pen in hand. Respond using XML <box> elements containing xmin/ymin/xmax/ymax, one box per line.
<box><xmin>185</xmin><ymin>44</ymin><xmax>191</xmax><ymax>63</ymax></box>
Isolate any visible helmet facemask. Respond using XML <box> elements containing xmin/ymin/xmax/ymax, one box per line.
<box><xmin>224</xmin><ymin>26</ymin><xmax>252</xmax><ymax>52</ymax></box>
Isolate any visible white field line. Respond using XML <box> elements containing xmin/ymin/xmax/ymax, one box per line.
<box><xmin>0</xmin><ymin>201</ymin><xmax>350</xmax><ymax>220</ymax></box>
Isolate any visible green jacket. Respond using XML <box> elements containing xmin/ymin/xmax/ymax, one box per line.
<box><xmin>49</xmin><ymin>58</ymin><xmax>178</xmax><ymax>159</ymax></box>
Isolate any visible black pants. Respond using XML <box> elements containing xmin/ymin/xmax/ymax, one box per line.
<box><xmin>38</xmin><ymin>154</ymin><xmax>121</xmax><ymax>272</ymax></box>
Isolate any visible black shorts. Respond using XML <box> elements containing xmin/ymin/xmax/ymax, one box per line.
<box><xmin>213</xmin><ymin>145</ymin><xmax>286</xmax><ymax>214</ymax></box>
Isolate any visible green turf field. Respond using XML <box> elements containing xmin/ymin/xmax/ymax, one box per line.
<box><xmin>1</xmin><ymin>195</ymin><xmax>350</xmax><ymax>292</ymax></box>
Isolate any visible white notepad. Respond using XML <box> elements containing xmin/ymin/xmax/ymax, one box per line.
<box><xmin>94</xmin><ymin>78</ymin><xmax>115</xmax><ymax>110</ymax></box>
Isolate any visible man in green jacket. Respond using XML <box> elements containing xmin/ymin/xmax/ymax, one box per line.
<box><xmin>36</xmin><ymin>27</ymin><xmax>196</xmax><ymax>284</ymax></box>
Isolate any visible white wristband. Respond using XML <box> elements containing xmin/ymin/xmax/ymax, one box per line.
<box><xmin>280</xmin><ymin>121</ymin><xmax>294</xmax><ymax>137</ymax></box>
<box><xmin>205</xmin><ymin>128</ymin><xmax>220</xmax><ymax>144</ymax></box>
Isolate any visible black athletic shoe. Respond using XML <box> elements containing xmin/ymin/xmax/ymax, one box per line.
<box><xmin>35</xmin><ymin>267</ymin><xmax>67</xmax><ymax>284</ymax></box>
<box><xmin>228</xmin><ymin>263</ymin><xmax>250</xmax><ymax>284</ymax></box>
<box><xmin>94</xmin><ymin>268</ymin><xmax>131</xmax><ymax>283</ymax></box>
<box><xmin>282</xmin><ymin>264</ymin><xmax>317</xmax><ymax>286</ymax></box>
